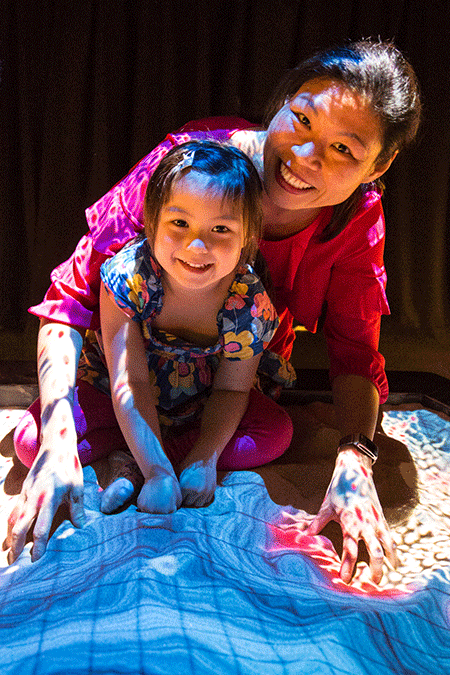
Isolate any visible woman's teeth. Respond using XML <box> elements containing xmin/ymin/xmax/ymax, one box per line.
<box><xmin>280</xmin><ymin>162</ymin><xmax>313</xmax><ymax>189</ymax></box>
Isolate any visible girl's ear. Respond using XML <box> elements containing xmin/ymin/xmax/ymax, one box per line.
<box><xmin>364</xmin><ymin>149</ymin><xmax>399</xmax><ymax>183</ymax></box>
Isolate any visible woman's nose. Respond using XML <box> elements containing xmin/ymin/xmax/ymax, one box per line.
<box><xmin>292</xmin><ymin>142</ymin><xmax>321</xmax><ymax>165</ymax></box>
<box><xmin>186</xmin><ymin>238</ymin><xmax>208</xmax><ymax>252</ymax></box>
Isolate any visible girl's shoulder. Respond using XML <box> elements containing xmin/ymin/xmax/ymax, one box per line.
<box><xmin>230</xmin><ymin>263</ymin><xmax>267</xmax><ymax>295</ymax></box>
<box><xmin>224</xmin><ymin>264</ymin><xmax>276</xmax><ymax>322</ymax></box>
<box><xmin>100</xmin><ymin>237</ymin><xmax>163</xmax><ymax>320</ymax></box>
<box><xmin>220</xmin><ymin>264</ymin><xmax>279</xmax><ymax>359</ymax></box>
<box><xmin>102</xmin><ymin>236</ymin><xmax>160</xmax><ymax>278</ymax></box>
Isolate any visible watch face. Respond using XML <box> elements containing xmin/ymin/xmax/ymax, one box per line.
<box><xmin>339</xmin><ymin>434</ymin><xmax>378</xmax><ymax>462</ymax></box>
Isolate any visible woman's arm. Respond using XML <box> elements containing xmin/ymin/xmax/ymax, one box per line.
<box><xmin>99</xmin><ymin>284</ymin><xmax>181</xmax><ymax>513</ymax></box>
<box><xmin>8</xmin><ymin>319</ymin><xmax>86</xmax><ymax>563</ymax></box>
<box><xmin>307</xmin><ymin>374</ymin><xmax>398</xmax><ymax>584</ymax></box>
<box><xmin>178</xmin><ymin>353</ymin><xmax>261</xmax><ymax>507</ymax></box>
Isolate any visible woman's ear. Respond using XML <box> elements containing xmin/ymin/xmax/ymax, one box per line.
<box><xmin>365</xmin><ymin>149</ymin><xmax>399</xmax><ymax>183</ymax></box>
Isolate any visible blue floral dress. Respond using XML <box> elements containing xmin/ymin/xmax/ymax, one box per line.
<box><xmin>78</xmin><ymin>237</ymin><xmax>287</xmax><ymax>426</ymax></box>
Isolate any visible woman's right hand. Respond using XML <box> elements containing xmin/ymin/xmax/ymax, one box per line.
<box><xmin>7</xmin><ymin>431</ymin><xmax>85</xmax><ymax>563</ymax></box>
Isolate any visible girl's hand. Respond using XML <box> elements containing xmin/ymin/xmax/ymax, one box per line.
<box><xmin>178</xmin><ymin>456</ymin><xmax>218</xmax><ymax>508</ymax></box>
<box><xmin>136</xmin><ymin>471</ymin><xmax>182</xmax><ymax>514</ymax></box>
<box><xmin>305</xmin><ymin>449</ymin><xmax>398</xmax><ymax>584</ymax></box>
<box><xmin>7</xmin><ymin>441</ymin><xmax>85</xmax><ymax>563</ymax></box>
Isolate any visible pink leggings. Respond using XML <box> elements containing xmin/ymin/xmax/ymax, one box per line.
<box><xmin>14</xmin><ymin>379</ymin><xmax>293</xmax><ymax>471</ymax></box>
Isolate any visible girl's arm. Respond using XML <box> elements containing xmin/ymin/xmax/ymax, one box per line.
<box><xmin>177</xmin><ymin>353</ymin><xmax>262</xmax><ymax>507</ymax></box>
<box><xmin>8</xmin><ymin>319</ymin><xmax>86</xmax><ymax>563</ymax></box>
<box><xmin>99</xmin><ymin>283</ymin><xmax>181</xmax><ymax>513</ymax></box>
<box><xmin>307</xmin><ymin>374</ymin><xmax>398</xmax><ymax>584</ymax></box>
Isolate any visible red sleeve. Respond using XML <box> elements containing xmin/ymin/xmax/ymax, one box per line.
<box><xmin>323</xmin><ymin>198</ymin><xmax>390</xmax><ymax>403</ymax></box>
<box><xmin>29</xmin><ymin>233</ymin><xmax>109</xmax><ymax>330</ymax></box>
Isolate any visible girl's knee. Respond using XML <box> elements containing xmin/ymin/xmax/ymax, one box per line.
<box><xmin>265</xmin><ymin>402</ymin><xmax>294</xmax><ymax>453</ymax></box>
<box><xmin>248</xmin><ymin>389</ymin><xmax>294</xmax><ymax>450</ymax></box>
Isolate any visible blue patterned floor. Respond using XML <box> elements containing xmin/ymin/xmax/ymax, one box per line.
<box><xmin>0</xmin><ymin>408</ymin><xmax>449</xmax><ymax>674</ymax></box>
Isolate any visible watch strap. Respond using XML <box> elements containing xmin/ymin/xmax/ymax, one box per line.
<box><xmin>338</xmin><ymin>433</ymin><xmax>378</xmax><ymax>464</ymax></box>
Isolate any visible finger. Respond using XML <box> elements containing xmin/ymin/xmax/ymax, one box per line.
<box><xmin>305</xmin><ymin>507</ymin><xmax>332</xmax><ymax>536</ymax></box>
<box><xmin>378</xmin><ymin>528</ymin><xmax>399</xmax><ymax>570</ymax></box>
<box><xmin>8</xmin><ymin>505</ymin><xmax>36</xmax><ymax>564</ymax></box>
<box><xmin>6</xmin><ymin>501</ymin><xmax>23</xmax><ymax>547</ymax></box>
<box><xmin>31</xmin><ymin>500</ymin><xmax>59</xmax><ymax>562</ymax></box>
<box><xmin>340</xmin><ymin>535</ymin><xmax>359</xmax><ymax>583</ymax></box>
<box><xmin>69</xmin><ymin>486</ymin><xmax>86</xmax><ymax>528</ymax></box>
<box><xmin>363</xmin><ymin>535</ymin><xmax>385</xmax><ymax>585</ymax></box>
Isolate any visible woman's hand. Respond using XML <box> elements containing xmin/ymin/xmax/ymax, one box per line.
<box><xmin>306</xmin><ymin>449</ymin><xmax>398</xmax><ymax>584</ymax></box>
<box><xmin>8</xmin><ymin>319</ymin><xmax>86</xmax><ymax>564</ymax></box>
<box><xmin>178</xmin><ymin>455</ymin><xmax>218</xmax><ymax>508</ymax></box>
<box><xmin>7</xmin><ymin>437</ymin><xmax>85</xmax><ymax>563</ymax></box>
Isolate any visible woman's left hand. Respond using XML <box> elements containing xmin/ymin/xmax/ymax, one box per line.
<box><xmin>305</xmin><ymin>448</ymin><xmax>398</xmax><ymax>584</ymax></box>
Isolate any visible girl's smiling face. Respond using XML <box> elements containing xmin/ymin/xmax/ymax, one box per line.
<box><xmin>263</xmin><ymin>78</ymin><xmax>395</xmax><ymax>213</ymax></box>
<box><xmin>153</xmin><ymin>171</ymin><xmax>245</xmax><ymax>292</ymax></box>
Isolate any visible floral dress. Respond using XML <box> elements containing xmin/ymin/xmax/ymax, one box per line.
<box><xmin>78</xmin><ymin>237</ymin><xmax>284</xmax><ymax>427</ymax></box>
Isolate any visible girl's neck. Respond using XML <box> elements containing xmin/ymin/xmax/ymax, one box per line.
<box><xmin>262</xmin><ymin>194</ymin><xmax>322</xmax><ymax>241</ymax></box>
<box><xmin>154</xmin><ymin>268</ymin><xmax>237</xmax><ymax>348</ymax></box>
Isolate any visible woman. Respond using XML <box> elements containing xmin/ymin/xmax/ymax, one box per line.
<box><xmin>8</xmin><ymin>40</ymin><xmax>421</xmax><ymax>584</ymax></box>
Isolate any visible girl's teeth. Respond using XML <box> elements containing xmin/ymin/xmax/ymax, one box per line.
<box><xmin>280</xmin><ymin>162</ymin><xmax>312</xmax><ymax>189</ymax></box>
<box><xmin>183</xmin><ymin>261</ymin><xmax>209</xmax><ymax>268</ymax></box>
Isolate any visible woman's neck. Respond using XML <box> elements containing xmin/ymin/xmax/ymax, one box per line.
<box><xmin>262</xmin><ymin>194</ymin><xmax>322</xmax><ymax>241</ymax></box>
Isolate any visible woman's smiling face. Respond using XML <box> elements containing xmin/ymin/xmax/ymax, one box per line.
<box><xmin>263</xmin><ymin>78</ymin><xmax>392</xmax><ymax>212</ymax></box>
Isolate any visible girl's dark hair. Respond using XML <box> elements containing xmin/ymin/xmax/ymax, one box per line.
<box><xmin>264</xmin><ymin>39</ymin><xmax>422</xmax><ymax>240</ymax></box>
<box><xmin>144</xmin><ymin>140</ymin><xmax>263</xmax><ymax>264</ymax></box>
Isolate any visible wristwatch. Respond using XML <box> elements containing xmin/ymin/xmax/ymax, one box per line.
<box><xmin>337</xmin><ymin>433</ymin><xmax>379</xmax><ymax>464</ymax></box>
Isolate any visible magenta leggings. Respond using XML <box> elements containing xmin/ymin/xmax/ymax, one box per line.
<box><xmin>14</xmin><ymin>379</ymin><xmax>293</xmax><ymax>471</ymax></box>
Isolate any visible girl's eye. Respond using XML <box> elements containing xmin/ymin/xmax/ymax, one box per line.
<box><xmin>212</xmin><ymin>225</ymin><xmax>230</xmax><ymax>233</ymax></box>
<box><xmin>172</xmin><ymin>219</ymin><xmax>188</xmax><ymax>228</ymax></box>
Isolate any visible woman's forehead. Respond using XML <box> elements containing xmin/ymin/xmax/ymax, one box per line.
<box><xmin>290</xmin><ymin>77</ymin><xmax>370</xmax><ymax>110</ymax></box>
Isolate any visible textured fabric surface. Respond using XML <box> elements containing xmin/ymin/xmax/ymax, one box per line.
<box><xmin>0</xmin><ymin>408</ymin><xmax>449</xmax><ymax>674</ymax></box>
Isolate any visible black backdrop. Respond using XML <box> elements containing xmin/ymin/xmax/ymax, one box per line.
<box><xmin>1</xmin><ymin>0</ymin><xmax>449</xmax><ymax>349</ymax></box>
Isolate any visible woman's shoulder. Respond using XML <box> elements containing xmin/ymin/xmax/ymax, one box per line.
<box><xmin>228</xmin><ymin>129</ymin><xmax>266</xmax><ymax>178</ymax></box>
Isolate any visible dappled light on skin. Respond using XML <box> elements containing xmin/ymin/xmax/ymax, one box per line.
<box><xmin>111</xmin><ymin>351</ymin><xmax>134</xmax><ymax>408</ymax></box>
<box><xmin>270</xmin><ymin>514</ymin><xmax>410</xmax><ymax>597</ymax></box>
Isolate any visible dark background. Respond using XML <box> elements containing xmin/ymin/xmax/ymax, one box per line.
<box><xmin>1</xmin><ymin>0</ymin><xmax>449</xmax><ymax>361</ymax></box>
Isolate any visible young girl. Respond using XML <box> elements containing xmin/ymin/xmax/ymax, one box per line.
<box><xmin>10</xmin><ymin>40</ymin><xmax>421</xmax><ymax>583</ymax></box>
<box><xmin>17</xmin><ymin>141</ymin><xmax>294</xmax><ymax>516</ymax></box>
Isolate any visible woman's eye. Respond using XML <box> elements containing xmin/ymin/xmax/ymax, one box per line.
<box><xmin>212</xmin><ymin>225</ymin><xmax>230</xmax><ymax>233</ymax></box>
<box><xmin>334</xmin><ymin>142</ymin><xmax>353</xmax><ymax>157</ymax></box>
<box><xmin>293</xmin><ymin>111</ymin><xmax>310</xmax><ymax>126</ymax></box>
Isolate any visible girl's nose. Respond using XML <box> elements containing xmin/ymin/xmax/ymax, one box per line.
<box><xmin>187</xmin><ymin>238</ymin><xmax>208</xmax><ymax>251</ymax></box>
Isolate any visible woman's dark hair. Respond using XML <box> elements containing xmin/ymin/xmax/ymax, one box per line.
<box><xmin>264</xmin><ymin>39</ymin><xmax>422</xmax><ymax>240</ymax></box>
<box><xmin>144</xmin><ymin>140</ymin><xmax>263</xmax><ymax>264</ymax></box>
